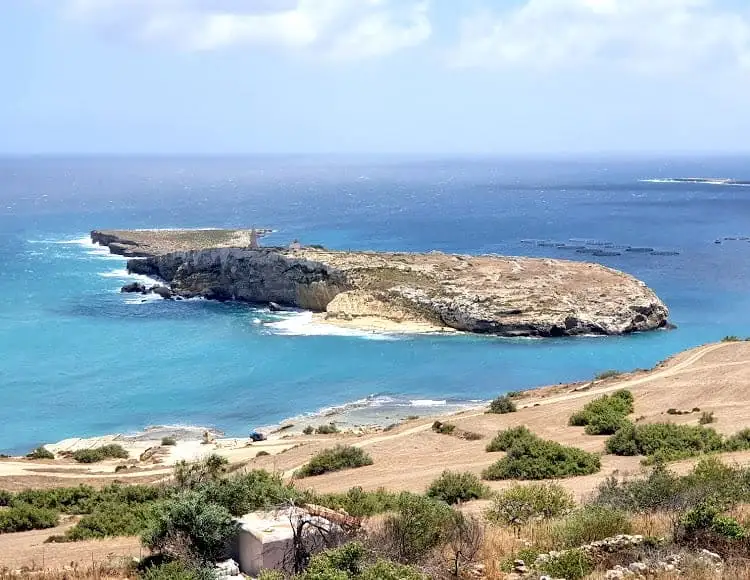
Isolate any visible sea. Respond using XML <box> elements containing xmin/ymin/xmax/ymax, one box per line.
<box><xmin>1</xmin><ymin>155</ymin><xmax>749</xmax><ymax>455</ymax></box>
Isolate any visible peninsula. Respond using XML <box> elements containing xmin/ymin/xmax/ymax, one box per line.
<box><xmin>91</xmin><ymin>229</ymin><xmax>670</xmax><ymax>337</ymax></box>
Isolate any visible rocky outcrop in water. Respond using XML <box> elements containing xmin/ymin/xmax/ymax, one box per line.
<box><xmin>118</xmin><ymin>240</ymin><xmax>670</xmax><ymax>337</ymax></box>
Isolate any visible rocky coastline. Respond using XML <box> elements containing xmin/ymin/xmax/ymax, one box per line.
<box><xmin>92</xmin><ymin>229</ymin><xmax>670</xmax><ymax>337</ymax></box>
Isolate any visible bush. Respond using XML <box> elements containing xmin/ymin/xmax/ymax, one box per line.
<box><xmin>26</xmin><ymin>446</ymin><xmax>55</xmax><ymax>460</ymax></box>
<box><xmin>256</xmin><ymin>450</ymin><xmax>270</xmax><ymax>457</ymax></box>
<box><xmin>161</xmin><ymin>436</ymin><xmax>177</xmax><ymax>446</ymax></box>
<box><xmin>302</xmin><ymin>426</ymin><xmax>315</xmax><ymax>435</ymax></box>
<box><xmin>0</xmin><ymin>490</ymin><xmax>11</xmax><ymax>507</ymax></box>
<box><xmin>552</xmin><ymin>505</ymin><xmax>632</xmax><ymax>548</ymax></box>
<box><xmin>60</xmin><ymin>501</ymin><xmax>155</xmax><ymax>541</ymax></box>
<box><xmin>198</xmin><ymin>469</ymin><xmax>300</xmax><ymax>516</ymax></box>
<box><xmin>486</xmin><ymin>426</ymin><xmax>536</xmax><ymax>452</ymax></box>
<box><xmin>605</xmin><ymin>422</ymin><xmax>725</xmax><ymax>462</ymax></box>
<box><xmin>431</xmin><ymin>421</ymin><xmax>456</xmax><ymax>435</ymax></box>
<box><xmin>142</xmin><ymin>491</ymin><xmax>239</xmax><ymax>563</ymax></box>
<box><xmin>426</xmin><ymin>471</ymin><xmax>490</xmax><ymax>505</ymax></box>
<box><xmin>315</xmin><ymin>423</ymin><xmax>339</xmax><ymax>435</ymax></box>
<box><xmin>174</xmin><ymin>454</ymin><xmax>229</xmax><ymax>488</ymax></box>
<box><xmin>722</xmin><ymin>335</ymin><xmax>741</xmax><ymax>342</ymax></box>
<box><xmin>359</xmin><ymin>559</ymin><xmax>425</xmax><ymax>580</ymax></box>
<box><xmin>483</xmin><ymin>432</ymin><xmax>600</xmax><ymax>480</ymax></box>
<box><xmin>725</xmin><ymin>428</ymin><xmax>750</xmax><ymax>451</ymax></box>
<box><xmin>711</xmin><ymin>515</ymin><xmax>747</xmax><ymax>540</ymax></box>
<box><xmin>140</xmin><ymin>560</ymin><xmax>215</xmax><ymax>580</ymax></box>
<box><xmin>595</xmin><ymin>370</ymin><xmax>621</xmax><ymax>380</ymax></box>
<box><xmin>10</xmin><ymin>484</ymin><xmax>138</xmax><ymax>513</ymax></box>
<box><xmin>0</xmin><ymin>504</ymin><xmax>58</xmax><ymax>533</ymax></box>
<box><xmin>313</xmin><ymin>487</ymin><xmax>407</xmax><ymax>518</ymax></box>
<box><xmin>699</xmin><ymin>412</ymin><xmax>716</xmax><ymax>425</ymax></box>
<box><xmin>568</xmin><ymin>390</ymin><xmax>634</xmax><ymax>435</ymax></box>
<box><xmin>378</xmin><ymin>495</ymin><xmax>455</xmax><ymax>564</ymax></box>
<box><xmin>487</xmin><ymin>483</ymin><xmax>574</xmax><ymax>526</ymax></box>
<box><xmin>488</xmin><ymin>395</ymin><xmax>517</xmax><ymax>414</ymax></box>
<box><xmin>295</xmin><ymin>446</ymin><xmax>373</xmax><ymax>478</ymax></box>
<box><xmin>537</xmin><ymin>549</ymin><xmax>593</xmax><ymax>580</ymax></box>
<box><xmin>72</xmin><ymin>444</ymin><xmax>128</xmax><ymax>463</ymax></box>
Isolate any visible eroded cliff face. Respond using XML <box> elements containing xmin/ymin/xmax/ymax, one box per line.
<box><xmin>126</xmin><ymin>246</ymin><xmax>670</xmax><ymax>337</ymax></box>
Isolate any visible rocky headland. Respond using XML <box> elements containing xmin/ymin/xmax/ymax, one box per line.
<box><xmin>92</xmin><ymin>229</ymin><xmax>669</xmax><ymax>337</ymax></box>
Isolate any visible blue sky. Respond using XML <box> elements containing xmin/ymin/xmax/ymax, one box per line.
<box><xmin>3</xmin><ymin>0</ymin><xmax>750</xmax><ymax>155</ymax></box>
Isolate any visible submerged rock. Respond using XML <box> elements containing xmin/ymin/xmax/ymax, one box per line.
<box><xmin>121</xmin><ymin>282</ymin><xmax>147</xmax><ymax>294</ymax></box>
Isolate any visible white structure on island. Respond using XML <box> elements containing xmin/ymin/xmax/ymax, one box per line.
<box><xmin>289</xmin><ymin>239</ymin><xmax>302</xmax><ymax>250</ymax></box>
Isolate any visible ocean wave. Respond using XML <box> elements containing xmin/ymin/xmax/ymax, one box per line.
<box><xmin>409</xmin><ymin>399</ymin><xmax>448</xmax><ymax>407</ymax></box>
<box><xmin>261</xmin><ymin>311</ymin><xmax>400</xmax><ymax>341</ymax></box>
<box><xmin>124</xmin><ymin>293</ymin><xmax>165</xmax><ymax>305</ymax></box>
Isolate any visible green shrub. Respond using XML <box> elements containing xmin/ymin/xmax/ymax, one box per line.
<box><xmin>60</xmin><ymin>501</ymin><xmax>155</xmax><ymax>541</ymax></box>
<box><xmin>0</xmin><ymin>504</ymin><xmax>58</xmax><ymax>533</ymax></box>
<box><xmin>256</xmin><ymin>450</ymin><xmax>270</xmax><ymax>457</ymax></box>
<box><xmin>711</xmin><ymin>515</ymin><xmax>747</xmax><ymax>539</ymax></box>
<box><xmin>537</xmin><ymin>549</ymin><xmax>593</xmax><ymax>580</ymax></box>
<box><xmin>606</xmin><ymin>422</ymin><xmax>724</xmax><ymax>462</ymax></box>
<box><xmin>594</xmin><ymin>463</ymin><xmax>682</xmax><ymax>512</ymax></box>
<box><xmin>313</xmin><ymin>487</ymin><xmax>408</xmax><ymax>518</ymax></box>
<box><xmin>486</xmin><ymin>426</ymin><xmax>536</xmax><ymax>452</ymax></box>
<box><xmin>303</xmin><ymin>426</ymin><xmax>315</xmax><ymax>435</ymax></box>
<box><xmin>722</xmin><ymin>335</ymin><xmax>741</xmax><ymax>342</ymax></box>
<box><xmin>378</xmin><ymin>495</ymin><xmax>455</xmax><ymax>564</ymax></box>
<box><xmin>552</xmin><ymin>506</ymin><xmax>632</xmax><ymax>548</ymax></box>
<box><xmin>315</xmin><ymin>423</ymin><xmax>340</xmax><ymax>435</ymax></box>
<box><xmin>725</xmin><ymin>428</ymin><xmax>750</xmax><ymax>451</ymax></box>
<box><xmin>140</xmin><ymin>560</ymin><xmax>215</xmax><ymax>580</ymax></box>
<box><xmin>303</xmin><ymin>541</ymin><xmax>367</xmax><ymax>578</ymax></box>
<box><xmin>488</xmin><ymin>395</ymin><xmax>517</xmax><ymax>414</ymax></box>
<box><xmin>198</xmin><ymin>470</ymin><xmax>300</xmax><ymax>516</ymax></box>
<box><xmin>359</xmin><ymin>560</ymin><xmax>425</xmax><ymax>580</ymax></box>
<box><xmin>26</xmin><ymin>446</ymin><xmax>55</xmax><ymax>460</ymax></box>
<box><xmin>12</xmin><ymin>484</ymin><xmax>101</xmax><ymax>513</ymax></box>
<box><xmin>487</xmin><ymin>483</ymin><xmax>574</xmax><ymax>526</ymax></box>
<box><xmin>161</xmin><ymin>436</ymin><xmax>177</xmax><ymax>446</ymax></box>
<box><xmin>174</xmin><ymin>454</ymin><xmax>229</xmax><ymax>489</ymax></box>
<box><xmin>595</xmin><ymin>370</ymin><xmax>621</xmax><ymax>380</ymax></box>
<box><xmin>72</xmin><ymin>444</ymin><xmax>128</xmax><ymax>463</ymax></box>
<box><xmin>483</xmin><ymin>434</ymin><xmax>600</xmax><ymax>480</ymax></box>
<box><xmin>426</xmin><ymin>471</ymin><xmax>490</xmax><ymax>505</ymax></box>
<box><xmin>568</xmin><ymin>391</ymin><xmax>634</xmax><ymax>435</ymax></box>
<box><xmin>0</xmin><ymin>490</ymin><xmax>11</xmax><ymax>507</ymax></box>
<box><xmin>295</xmin><ymin>446</ymin><xmax>373</xmax><ymax>478</ymax></box>
<box><xmin>431</xmin><ymin>421</ymin><xmax>456</xmax><ymax>435</ymax></box>
<box><xmin>142</xmin><ymin>491</ymin><xmax>239</xmax><ymax>563</ymax></box>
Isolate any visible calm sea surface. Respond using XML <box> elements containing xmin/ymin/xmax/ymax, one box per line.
<box><xmin>1</xmin><ymin>156</ymin><xmax>749</xmax><ymax>454</ymax></box>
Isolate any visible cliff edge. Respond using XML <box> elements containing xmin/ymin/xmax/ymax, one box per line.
<box><xmin>90</xmin><ymin>230</ymin><xmax>671</xmax><ymax>337</ymax></box>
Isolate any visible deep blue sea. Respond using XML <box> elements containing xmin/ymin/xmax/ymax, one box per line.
<box><xmin>1</xmin><ymin>156</ymin><xmax>749</xmax><ymax>455</ymax></box>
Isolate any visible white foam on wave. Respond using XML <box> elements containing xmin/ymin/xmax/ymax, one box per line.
<box><xmin>410</xmin><ymin>399</ymin><xmax>448</xmax><ymax>407</ymax></box>
<box><xmin>124</xmin><ymin>293</ymin><xmax>164</xmax><ymax>305</ymax></box>
<box><xmin>262</xmin><ymin>311</ymin><xmax>399</xmax><ymax>341</ymax></box>
<box><xmin>99</xmin><ymin>267</ymin><xmax>161</xmax><ymax>285</ymax></box>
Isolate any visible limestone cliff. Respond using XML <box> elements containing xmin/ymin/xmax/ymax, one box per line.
<box><xmin>122</xmin><ymin>244</ymin><xmax>670</xmax><ymax>337</ymax></box>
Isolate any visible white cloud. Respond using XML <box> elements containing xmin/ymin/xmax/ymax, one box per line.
<box><xmin>451</xmin><ymin>0</ymin><xmax>750</xmax><ymax>74</ymax></box>
<box><xmin>66</xmin><ymin>0</ymin><xmax>431</xmax><ymax>59</ymax></box>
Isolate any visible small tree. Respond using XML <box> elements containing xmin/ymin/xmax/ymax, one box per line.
<box><xmin>142</xmin><ymin>491</ymin><xmax>239</xmax><ymax>563</ymax></box>
<box><xmin>488</xmin><ymin>395</ymin><xmax>517</xmax><ymax>414</ymax></box>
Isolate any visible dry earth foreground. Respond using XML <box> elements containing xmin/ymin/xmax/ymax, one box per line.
<box><xmin>92</xmin><ymin>229</ymin><xmax>669</xmax><ymax>337</ymax></box>
<box><xmin>4</xmin><ymin>340</ymin><xmax>750</xmax><ymax>579</ymax></box>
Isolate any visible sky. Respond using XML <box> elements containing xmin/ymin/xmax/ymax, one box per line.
<box><xmin>2</xmin><ymin>0</ymin><xmax>750</xmax><ymax>155</ymax></box>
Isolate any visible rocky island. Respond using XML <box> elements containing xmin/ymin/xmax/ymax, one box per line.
<box><xmin>92</xmin><ymin>229</ymin><xmax>669</xmax><ymax>337</ymax></box>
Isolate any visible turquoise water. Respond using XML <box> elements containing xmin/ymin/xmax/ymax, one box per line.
<box><xmin>2</xmin><ymin>156</ymin><xmax>750</xmax><ymax>454</ymax></box>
